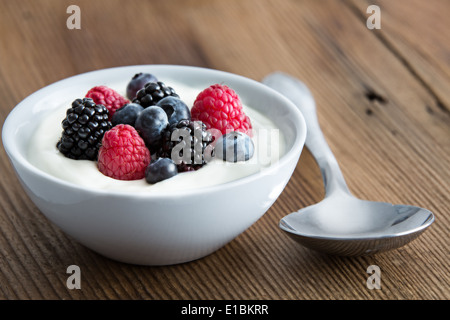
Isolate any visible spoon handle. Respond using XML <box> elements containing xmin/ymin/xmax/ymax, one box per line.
<box><xmin>263</xmin><ymin>72</ymin><xmax>350</xmax><ymax>196</ymax></box>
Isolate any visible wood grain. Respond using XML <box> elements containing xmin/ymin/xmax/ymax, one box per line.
<box><xmin>0</xmin><ymin>0</ymin><xmax>448</xmax><ymax>300</ymax></box>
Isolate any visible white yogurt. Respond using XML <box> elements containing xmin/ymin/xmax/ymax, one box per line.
<box><xmin>27</xmin><ymin>81</ymin><xmax>285</xmax><ymax>193</ymax></box>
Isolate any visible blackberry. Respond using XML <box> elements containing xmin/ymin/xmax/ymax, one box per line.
<box><xmin>155</xmin><ymin>119</ymin><xmax>215</xmax><ymax>172</ymax></box>
<box><xmin>132</xmin><ymin>81</ymin><xmax>179</xmax><ymax>108</ymax></box>
<box><xmin>56</xmin><ymin>98</ymin><xmax>112</xmax><ymax>160</ymax></box>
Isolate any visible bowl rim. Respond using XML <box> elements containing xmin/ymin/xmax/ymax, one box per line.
<box><xmin>2</xmin><ymin>64</ymin><xmax>306</xmax><ymax>199</ymax></box>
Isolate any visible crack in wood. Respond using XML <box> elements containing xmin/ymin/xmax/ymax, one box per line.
<box><xmin>365</xmin><ymin>90</ymin><xmax>388</xmax><ymax>104</ymax></box>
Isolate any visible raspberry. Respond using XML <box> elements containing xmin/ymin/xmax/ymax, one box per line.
<box><xmin>98</xmin><ymin>124</ymin><xmax>150</xmax><ymax>180</ymax></box>
<box><xmin>191</xmin><ymin>84</ymin><xmax>252</xmax><ymax>136</ymax></box>
<box><xmin>86</xmin><ymin>86</ymin><xmax>129</xmax><ymax>120</ymax></box>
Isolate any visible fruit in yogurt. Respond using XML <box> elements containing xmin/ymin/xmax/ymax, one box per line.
<box><xmin>54</xmin><ymin>74</ymin><xmax>257</xmax><ymax>185</ymax></box>
<box><xmin>215</xmin><ymin>131</ymin><xmax>254</xmax><ymax>162</ymax></box>
<box><xmin>126</xmin><ymin>72</ymin><xmax>158</xmax><ymax>100</ymax></box>
<box><xmin>145</xmin><ymin>158</ymin><xmax>178</xmax><ymax>184</ymax></box>
<box><xmin>134</xmin><ymin>106</ymin><xmax>169</xmax><ymax>151</ymax></box>
<box><xmin>56</xmin><ymin>98</ymin><xmax>112</xmax><ymax>160</ymax></box>
<box><xmin>156</xmin><ymin>96</ymin><xmax>191</xmax><ymax>126</ymax></box>
<box><xmin>132</xmin><ymin>81</ymin><xmax>179</xmax><ymax>108</ymax></box>
<box><xmin>85</xmin><ymin>86</ymin><xmax>130</xmax><ymax>120</ymax></box>
<box><xmin>191</xmin><ymin>84</ymin><xmax>252</xmax><ymax>136</ymax></box>
<box><xmin>111</xmin><ymin>103</ymin><xmax>144</xmax><ymax>127</ymax></box>
<box><xmin>155</xmin><ymin>119</ymin><xmax>215</xmax><ymax>172</ymax></box>
<box><xmin>97</xmin><ymin>124</ymin><xmax>150</xmax><ymax>180</ymax></box>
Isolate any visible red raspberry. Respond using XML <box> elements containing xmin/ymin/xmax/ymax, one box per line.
<box><xmin>98</xmin><ymin>124</ymin><xmax>150</xmax><ymax>180</ymax></box>
<box><xmin>86</xmin><ymin>86</ymin><xmax>129</xmax><ymax>120</ymax></box>
<box><xmin>191</xmin><ymin>84</ymin><xmax>252</xmax><ymax>136</ymax></box>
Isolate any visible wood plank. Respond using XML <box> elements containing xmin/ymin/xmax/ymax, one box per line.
<box><xmin>349</xmin><ymin>0</ymin><xmax>450</xmax><ymax>113</ymax></box>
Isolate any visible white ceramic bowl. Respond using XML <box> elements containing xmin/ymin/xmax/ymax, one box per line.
<box><xmin>2</xmin><ymin>65</ymin><xmax>306</xmax><ymax>265</ymax></box>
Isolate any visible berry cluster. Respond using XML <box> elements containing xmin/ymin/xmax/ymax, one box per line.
<box><xmin>56</xmin><ymin>72</ymin><xmax>255</xmax><ymax>184</ymax></box>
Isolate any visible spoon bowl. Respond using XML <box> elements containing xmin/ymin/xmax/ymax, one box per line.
<box><xmin>263</xmin><ymin>72</ymin><xmax>435</xmax><ymax>256</ymax></box>
<box><xmin>280</xmin><ymin>193</ymin><xmax>434</xmax><ymax>256</ymax></box>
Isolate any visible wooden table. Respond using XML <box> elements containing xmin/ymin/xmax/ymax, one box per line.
<box><xmin>0</xmin><ymin>0</ymin><xmax>448</xmax><ymax>302</ymax></box>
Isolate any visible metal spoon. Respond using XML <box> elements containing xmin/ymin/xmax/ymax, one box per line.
<box><xmin>263</xmin><ymin>72</ymin><xmax>435</xmax><ymax>256</ymax></box>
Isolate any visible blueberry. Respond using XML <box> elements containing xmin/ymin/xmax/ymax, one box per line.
<box><xmin>156</xmin><ymin>96</ymin><xmax>191</xmax><ymax>125</ymax></box>
<box><xmin>145</xmin><ymin>158</ymin><xmax>178</xmax><ymax>184</ymax></box>
<box><xmin>135</xmin><ymin>106</ymin><xmax>169</xmax><ymax>148</ymax></box>
<box><xmin>126</xmin><ymin>73</ymin><xmax>158</xmax><ymax>100</ymax></box>
<box><xmin>111</xmin><ymin>103</ymin><xmax>144</xmax><ymax>127</ymax></box>
<box><xmin>215</xmin><ymin>132</ymin><xmax>254</xmax><ymax>162</ymax></box>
